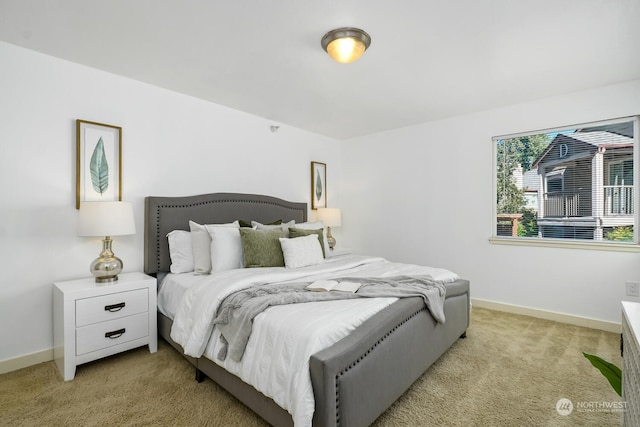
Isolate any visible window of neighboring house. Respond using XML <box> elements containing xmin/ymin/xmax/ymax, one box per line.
<box><xmin>493</xmin><ymin>116</ymin><xmax>639</xmax><ymax>248</ymax></box>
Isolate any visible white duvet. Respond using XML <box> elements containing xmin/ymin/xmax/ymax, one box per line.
<box><xmin>165</xmin><ymin>254</ymin><xmax>459</xmax><ymax>426</ymax></box>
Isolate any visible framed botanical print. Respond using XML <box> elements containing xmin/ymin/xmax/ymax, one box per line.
<box><xmin>76</xmin><ymin>120</ymin><xmax>122</xmax><ymax>209</ymax></box>
<box><xmin>311</xmin><ymin>161</ymin><xmax>326</xmax><ymax>209</ymax></box>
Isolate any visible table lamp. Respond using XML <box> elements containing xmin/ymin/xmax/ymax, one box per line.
<box><xmin>78</xmin><ymin>201</ymin><xmax>136</xmax><ymax>283</ymax></box>
<box><xmin>317</xmin><ymin>208</ymin><xmax>341</xmax><ymax>250</ymax></box>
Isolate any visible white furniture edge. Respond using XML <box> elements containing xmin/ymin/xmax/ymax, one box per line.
<box><xmin>622</xmin><ymin>301</ymin><xmax>640</xmax><ymax>426</ymax></box>
<box><xmin>622</xmin><ymin>301</ymin><xmax>640</xmax><ymax>339</ymax></box>
<box><xmin>53</xmin><ymin>271</ymin><xmax>157</xmax><ymax>380</ymax></box>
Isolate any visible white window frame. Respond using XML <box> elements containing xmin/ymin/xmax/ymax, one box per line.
<box><xmin>490</xmin><ymin>116</ymin><xmax>640</xmax><ymax>252</ymax></box>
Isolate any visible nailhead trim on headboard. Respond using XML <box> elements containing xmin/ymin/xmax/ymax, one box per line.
<box><xmin>153</xmin><ymin>199</ymin><xmax>308</xmax><ymax>272</ymax></box>
<box><xmin>145</xmin><ymin>193</ymin><xmax>308</xmax><ymax>275</ymax></box>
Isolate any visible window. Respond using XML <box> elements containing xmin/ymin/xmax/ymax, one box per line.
<box><xmin>493</xmin><ymin>116</ymin><xmax>639</xmax><ymax>247</ymax></box>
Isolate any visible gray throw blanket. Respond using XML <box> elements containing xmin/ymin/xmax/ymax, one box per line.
<box><xmin>213</xmin><ymin>275</ymin><xmax>446</xmax><ymax>362</ymax></box>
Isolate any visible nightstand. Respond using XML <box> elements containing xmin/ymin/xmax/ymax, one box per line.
<box><xmin>53</xmin><ymin>272</ymin><xmax>157</xmax><ymax>381</ymax></box>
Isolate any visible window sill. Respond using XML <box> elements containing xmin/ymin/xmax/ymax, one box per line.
<box><xmin>489</xmin><ymin>236</ymin><xmax>640</xmax><ymax>252</ymax></box>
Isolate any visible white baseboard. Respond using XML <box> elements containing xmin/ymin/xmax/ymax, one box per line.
<box><xmin>471</xmin><ymin>298</ymin><xmax>621</xmax><ymax>334</ymax></box>
<box><xmin>0</xmin><ymin>348</ymin><xmax>53</xmax><ymax>375</ymax></box>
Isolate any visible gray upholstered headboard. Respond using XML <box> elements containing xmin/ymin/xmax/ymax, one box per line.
<box><xmin>144</xmin><ymin>193</ymin><xmax>308</xmax><ymax>275</ymax></box>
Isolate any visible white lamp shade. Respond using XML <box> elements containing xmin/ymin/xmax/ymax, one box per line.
<box><xmin>317</xmin><ymin>208</ymin><xmax>342</xmax><ymax>227</ymax></box>
<box><xmin>78</xmin><ymin>201</ymin><xmax>136</xmax><ymax>237</ymax></box>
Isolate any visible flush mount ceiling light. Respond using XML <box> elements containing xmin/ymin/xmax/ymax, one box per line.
<box><xmin>321</xmin><ymin>27</ymin><xmax>371</xmax><ymax>64</ymax></box>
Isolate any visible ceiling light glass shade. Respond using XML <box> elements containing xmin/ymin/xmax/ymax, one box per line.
<box><xmin>321</xmin><ymin>28</ymin><xmax>371</xmax><ymax>63</ymax></box>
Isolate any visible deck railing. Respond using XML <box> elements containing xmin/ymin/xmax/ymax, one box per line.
<box><xmin>542</xmin><ymin>186</ymin><xmax>633</xmax><ymax>217</ymax></box>
<box><xmin>604</xmin><ymin>185</ymin><xmax>634</xmax><ymax>215</ymax></box>
<box><xmin>543</xmin><ymin>191</ymin><xmax>582</xmax><ymax>217</ymax></box>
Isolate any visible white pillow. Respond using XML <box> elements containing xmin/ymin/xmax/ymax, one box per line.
<box><xmin>279</xmin><ymin>234</ymin><xmax>324</xmax><ymax>268</ymax></box>
<box><xmin>189</xmin><ymin>220</ymin><xmax>239</xmax><ymax>275</ymax></box>
<box><xmin>167</xmin><ymin>230</ymin><xmax>194</xmax><ymax>274</ymax></box>
<box><xmin>294</xmin><ymin>221</ymin><xmax>330</xmax><ymax>255</ymax></box>
<box><xmin>252</xmin><ymin>220</ymin><xmax>295</xmax><ymax>237</ymax></box>
<box><xmin>208</xmin><ymin>226</ymin><xmax>243</xmax><ymax>272</ymax></box>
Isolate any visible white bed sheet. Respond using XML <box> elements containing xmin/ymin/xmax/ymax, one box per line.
<box><xmin>157</xmin><ymin>273</ymin><xmax>207</xmax><ymax>319</ymax></box>
<box><xmin>162</xmin><ymin>254</ymin><xmax>459</xmax><ymax>426</ymax></box>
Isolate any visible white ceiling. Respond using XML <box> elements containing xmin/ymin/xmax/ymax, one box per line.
<box><xmin>1</xmin><ymin>0</ymin><xmax>639</xmax><ymax>139</ymax></box>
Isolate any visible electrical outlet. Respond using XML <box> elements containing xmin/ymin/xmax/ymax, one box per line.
<box><xmin>626</xmin><ymin>281</ymin><xmax>640</xmax><ymax>297</ymax></box>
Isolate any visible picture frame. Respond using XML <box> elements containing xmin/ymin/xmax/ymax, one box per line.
<box><xmin>311</xmin><ymin>161</ymin><xmax>327</xmax><ymax>210</ymax></box>
<box><xmin>76</xmin><ymin>120</ymin><xmax>122</xmax><ymax>209</ymax></box>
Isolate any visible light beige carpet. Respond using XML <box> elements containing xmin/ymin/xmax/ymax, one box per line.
<box><xmin>1</xmin><ymin>308</ymin><xmax>623</xmax><ymax>426</ymax></box>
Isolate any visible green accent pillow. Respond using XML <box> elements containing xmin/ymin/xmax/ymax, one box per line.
<box><xmin>239</xmin><ymin>228</ymin><xmax>285</xmax><ymax>267</ymax></box>
<box><xmin>289</xmin><ymin>228</ymin><xmax>326</xmax><ymax>258</ymax></box>
<box><xmin>238</xmin><ymin>219</ymin><xmax>282</xmax><ymax>228</ymax></box>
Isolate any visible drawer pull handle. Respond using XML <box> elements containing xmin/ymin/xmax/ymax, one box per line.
<box><xmin>105</xmin><ymin>302</ymin><xmax>126</xmax><ymax>312</ymax></box>
<box><xmin>105</xmin><ymin>328</ymin><xmax>126</xmax><ymax>339</ymax></box>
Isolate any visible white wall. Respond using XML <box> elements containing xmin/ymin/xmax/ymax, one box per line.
<box><xmin>2</xmin><ymin>37</ymin><xmax>638</xmax><ymax>367</ymax></box>
<box><xmin>342</xmin><ymin>79</ymin><xmax>640</xmax><ymax>326</ymax></box>
<box><xmin>0</xmin><ymin>41</ymin><xmax>341</xmax><ymax>364</ymax></box>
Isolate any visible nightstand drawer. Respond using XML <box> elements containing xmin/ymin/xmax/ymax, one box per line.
<box><xmin>76</xmin><ymin>312</ymin><xmax>149</xmax><ymax>355</ymax></box>
<box><xmin>76</xmin><ymin>288</ymin><xmax>148</xmax><ymax>327</ymax></box>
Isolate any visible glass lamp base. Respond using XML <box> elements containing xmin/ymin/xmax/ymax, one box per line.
<box><xmin>90</xmin><ymin>237</ymin><xmax>123</xmax><ymax>283</ymax></box>
<box><xmin>326</xmin><ymin>227</ymin><xmax>336</xmax><ymax>250</ymax></box>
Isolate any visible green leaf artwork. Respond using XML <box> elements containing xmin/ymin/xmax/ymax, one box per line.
<box><xmin>90</xmin><ymin>137</ymin><xmax>109</xmax><ymax>195</ymax></box>
<box><xmin>582</xmin><ymin>352</ymin><xmax>622</xmax><ymax>396</ymax></box>
<box><xmin>315</xmin><ymin>170</ymin><xmax>323</xmax><ymax>201</ymax></box>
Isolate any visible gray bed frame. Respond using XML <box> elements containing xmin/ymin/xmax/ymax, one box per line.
<box><xmin>144</xmin><ymin>192</ymin><xmax>470</xmax><ymax>427</ymax></box>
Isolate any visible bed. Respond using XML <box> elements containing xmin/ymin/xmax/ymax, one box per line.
<box><xmin>144</xmin><ymin>192</ymin><xmax>470</xmax><ymax>427</ymax></box>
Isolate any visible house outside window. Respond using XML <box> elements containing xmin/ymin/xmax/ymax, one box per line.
<box><xmin>493</xmin><ymin>116</ymin><xmax>639</xmax><ymax>247</ymax></box>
